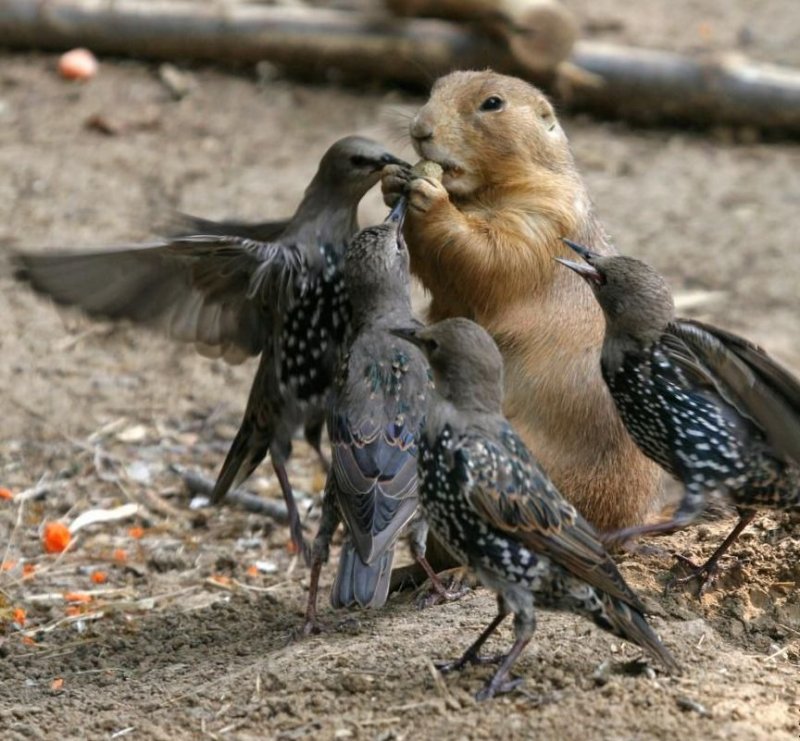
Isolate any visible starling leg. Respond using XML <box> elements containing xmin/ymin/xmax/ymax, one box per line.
<box><xmin>668</xmin><ymin>510</ymin><xmax>757</xmax><ymax>596</ymax></box>
<box><xmin>303</xmin><ymin>416</ymin><xmax>330</xmax><ymax>474</ymax></box>
<box><xmin>408</xmin><ymin>518</ymin><xmax>470</xmax><ymax>607</ymax></box>
<box><xmin>601</xmin><ymin>490</ymin><xmax>704</xmax><ymax>547</ymax></box>
<box><xmin>436</xmin><ymin>600</ymin><xmax>510</xmax><ymax>674</ymax></box>
<box><xmin>273</xmin><ymin>460</ymin><xmax>311</xmax><ymax>566</ymax></box>
<box><xmin>302</xmin><ymin>489</ymin><xmax>340</xmax><ymax>636</ymax></box>
<box><xmin>475</xmin><ymin>636</ymin><xmax>531</xmax><ymax>701</ymax></box>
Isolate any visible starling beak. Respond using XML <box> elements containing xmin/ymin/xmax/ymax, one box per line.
<box><xmin>386</xmin><ymin>196</ymin><xmax>407</xmax><ymax>225</ymax></box>
<box><xmin>400</xmin><ymin>317</ymin><xmax>678</xmax><ymax>699</ymax></box>
<box><xmin>555</xmin><ymin>249</ymin><xmax>800</xmax><ymax>594</ymax></box>
<box><xmin>554</xmin><ymin>256</ymin><xmax>604</xmax><ymax>285</ymax></box>
<box><xmin>14</xmin><ymin>135</ymin><xmax>407</xmax><ymax>564</ymax></box>
<box><xmin>561</xmin><ymin>237</ymin><xmax>601</xmax><ymax>261</ymax></box>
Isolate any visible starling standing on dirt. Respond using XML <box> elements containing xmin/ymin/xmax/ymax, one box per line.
<box><xmin>557</xmin><ymin>241</ymin><xmax>800</xmax><ymax>591</ymax></box>
<box><xmin>304</xmin><ymin>202</ymin><xmax>446</xmax><ymax>630</ymax></box>
<box><xmin>13</xmin><ymin>136</ymin><xmax>408</xmax><ymax>560</ymax></box>
<box><xmin>393</xmin><ymin>318</ymin><xmax>678</xmax><ymax>700</ymax></box>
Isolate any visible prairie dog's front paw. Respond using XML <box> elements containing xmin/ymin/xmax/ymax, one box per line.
<box><xmin>381</xmin><ymin>164</ymin><xmax>411</xmax><ymax>208</ymax></box>
<box><xmin>408</xmin><ymin>176</ymin><xmax>449</xmax><ymax>215</ymax></box>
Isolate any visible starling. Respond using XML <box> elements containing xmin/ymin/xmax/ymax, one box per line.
<box><xmin>14</xmin><ymin>136</ymin><xmax>408</xmax><ymax>560</ymax></box>
<box><xmin>303</xmin><ymin>201</ymin><xmax>446</xmax><ymax>631</ymax></box>
<box><xmin>556</xmin><ymin>240</ymin><xmax>800</xmax><ymax>590</ymax></box>
<box><xmin>392</xmin><ymin>318</ymin><xmax>678</xmax><ymax>700</ymax></box>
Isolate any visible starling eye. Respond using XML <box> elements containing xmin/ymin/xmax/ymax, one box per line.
<box><xmin>479</xmin><ymin>96</ymin><xmax>505</xmax><ymax>112</ymax></box>
<box><xmin>349</xmin><ymin>155</ymin><xmax>372</xmax><ymax>168</ymax></box>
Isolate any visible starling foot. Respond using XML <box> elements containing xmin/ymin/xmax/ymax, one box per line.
<box><xmin>435</xmin><ymin>652</ymin><xmax>505</xmax><ymax>674</ymax></box>
<box><xmin>666</xmin><ymin>553</ymin><xmax>745</xmax><ymax>597</ymax></box>
<box><xmin>475</xmin><ymin>676</ymin><xmax>524</xmax><ymax>702</ymax></box>
<box><xmin>474</xmin><ymin>634</ymin><xmax>532</xmax><ymax>702</ymax></box>
<box><xmin>666</xmin><ymin>511</ymin><xmax>756</xmax><ymax>596</ymax></box>
<box><xmin>414</xmin><ymin>564</ymin><xmax>471</xmax><ymax>608</ymax></box>
<box><xmin>435</xmin><ymin>608</ymin><xmax>509</xmax><ymax>675</ymax></box>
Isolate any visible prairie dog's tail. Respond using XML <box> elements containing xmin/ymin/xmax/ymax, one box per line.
<box><xmin>330</xmin><ymin>537</ymin><xmax>395</xmax><ymax>609</ymax></box>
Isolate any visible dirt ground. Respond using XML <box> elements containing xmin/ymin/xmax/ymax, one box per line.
<box><xmin>1</xmin><ymin>1</ymin><xmax>799</xmax><ymax>739</ymax></box>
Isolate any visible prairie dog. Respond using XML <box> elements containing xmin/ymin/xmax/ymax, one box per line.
<box><xmin>384</xmin><ymin>70</ymin><xmax>661</xmax><ymax>530</ymax></box>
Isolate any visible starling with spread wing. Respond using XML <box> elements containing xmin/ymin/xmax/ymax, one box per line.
<box><xmin>557</xmin><ymin>241</ymin><xmax>800</xmax><ymax>592</ymax></box>
<box><xmin>394</xmin><ymin>318</ymin><xmax>678</xmax><ymax>700</ymax></box>
<box><xmin>14</xmin><ymin>136</ymin><xmax>408</xmax><ymax>559</ymax></box>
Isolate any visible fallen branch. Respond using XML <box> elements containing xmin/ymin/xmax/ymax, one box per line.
<box><xmin>1</xmin><ymin>1</ymin><xmax>800</xmax><ymax>134</ymax></box>
<box><xmin>173</xmin><ymin>466</ymin><xmax>291</xmax><ymax>524</ymax></box>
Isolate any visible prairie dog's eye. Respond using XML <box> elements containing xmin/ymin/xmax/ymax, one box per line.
<box><xmin>479</xmin><ymin>96</ymin><xmax>505</xmax><ymax>112</ymax></box>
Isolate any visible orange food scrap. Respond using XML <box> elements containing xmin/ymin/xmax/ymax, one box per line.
<box><xmin>42</xmin><ymin>522</ymin><xmax>72</xmax><ymax>554</ymax></box>
<box><xmin>0</xmin><ymin>487</ymin><xmax>13</xmax><ymax>501</ymax></box>
<box><xmin>12</xmin><ymin>608</ymin><xmax>26</xmax><ymax>627</ymax></box>
<box><xmin>22</xmin><ymin>563</ymin><xmax>36</xmax><ymax>579</ymax></box>
<box><xmin>209</xmin><ymin>574</ymin><xmax>231</xmax><ymax>586</ymax></box>
<box><xmin>64</xmin><ymin>592</ymin><xmax>91</xmax><ymax>604</ymax></box>
<box><xmin>65</xmin><ymin>606</ymin><xmax>82</xmax><ymax>617</ymax></box>
<box><xmin>90</xmin><ymin>570</ymin><xmax>108</xmax><ymax>585</ymax></box>
<box><xmin>21</xmin><ymin>635</ymin><xmax>36</xmax><ymax>646</ymax></box>
<box><xmin>113</xmin><ymin>548</ymin><xmax>128</xmax><ymax>563</ymax></box>
<box><xmin>1</xmin><ymin>560</ymin><xmax>17</xmax><ymax>572</ymax></box>
<box><xmin>128</xmin><ymin>526</ymin><xmax>145</xmax><ymax>539</ymax></box>
<box><xmin>51</xmin><ymin>677</ymin><xmax>64</xmax><ymax>691</ymax></box>
<box><xmin>246</xmin><ymin>564</ymin><xmax>259</xmax><ymax>578</ymax></box>
<box><xmin>58</xmin><ymin>48</ymin><xmax>99</xmax><ymax>81</ymax></box>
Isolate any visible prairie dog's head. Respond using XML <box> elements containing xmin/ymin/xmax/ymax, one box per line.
<box><xmin>409</xmin><ymin>70</ymin><xmax>573</xmax><ymax>197</ymax></box>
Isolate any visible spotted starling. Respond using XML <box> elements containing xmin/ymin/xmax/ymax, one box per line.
<box><xmin>557</xmin><ymin>240</ymin><xmax>800</xmax><ymax>590</ymax></box>
<box><xmin>13</xmin><ymin>136</ymin><xmax>409</xmax><ymax>560</ymax></box>
<box><xmin>392</xmin><ymin>318</ymin><xmax>678</xmax><ymax>700</ymax></box>
<box><xmin>303</xmin><ymin>202</ymin><xmax>446</xmax><ymax>631</ymax></box>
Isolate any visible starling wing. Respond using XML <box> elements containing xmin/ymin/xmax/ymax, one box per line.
<box><xmin>329</xmin><ymin>335</ymin><xmax>428</xmax><ymax>565</ymax></box>
<box><xmin>163</xmin><ymin>212</ymin><xmax>291</xmax><ymax>243</ymax></box>
<box><xmin>14</xmin><ymin>235</ymin><xmax>306</xmax><ymax>365</ymax></box>
<box><xmin>667</xmin><ymin>320</ymin><xmax>800</xmax><ymax>465</ymax></box>
<box><xmin>460</xmin><ymin>424</ymin><xmax>647</xmax><ymax>613</ymax></box>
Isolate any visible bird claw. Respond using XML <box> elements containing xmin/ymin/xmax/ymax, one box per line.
<box><xmin>665</xmin><ymin>553</ymin><xmax>745</xmax><ymax>597</ymax></box>
<box><xmin>301</xmin><ymin>618</ymin><xmax>322</xmax><ymax>637</ymax></box>
<box><xmin>475</xmin><ymin>676</ymin><xmax>524</xmax><ymax>702</ymax></box>
<box><xmin>434</xmin><ymin>652</ymin><xmax>504</xmax><ymax>675</ymax></box>
<box><xmin>414</xmin><ymin>567</ymin><xmax>471</xmax><ymax>609</ymax></box>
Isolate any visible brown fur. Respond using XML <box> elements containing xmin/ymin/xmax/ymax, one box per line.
<box><xmin>392</xmin><ymin>70</ymin><xmax>661</xmax><ymax>530</ymax></box>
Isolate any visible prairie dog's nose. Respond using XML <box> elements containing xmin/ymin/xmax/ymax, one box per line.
<box><xmin>410</xmin><ymin>111</ymin><xmax>434</xmax><ymax>142</ymax></box>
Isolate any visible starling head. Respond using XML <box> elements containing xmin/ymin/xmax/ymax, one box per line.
<box><xmin>393</xmin><ymin>318</ymin><xmax>504</xmax><ymax>413</ymax></box>
<box><xmin>556</xmin><ymin>239</ymin><xmax>675</xmax><ymax>341</ymax></box>
<box><xmin>345</xmin><ymin>201</ymin><xmax>411</xmax><ymax>318</ymax></box>
<box><xmin>315</xmin><ymin>136</ymin><xmax>409</xmax><ymax>199</ymax></box>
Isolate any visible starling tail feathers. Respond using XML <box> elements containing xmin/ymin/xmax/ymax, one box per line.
<box><xmin>330</xmin><ymin>538</ymin><xmax>395</xmax><ymax>609</ymax></box>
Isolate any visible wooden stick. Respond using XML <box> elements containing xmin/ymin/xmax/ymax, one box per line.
<box><xmin>2</xmin><ymin>1</ymin><xmax>800</xmax><ymax>135</ymax></box>
<box><xmin>174</xmin><ymin>466</ymin><xmax>292</xmax><ymax>524</ymax></box>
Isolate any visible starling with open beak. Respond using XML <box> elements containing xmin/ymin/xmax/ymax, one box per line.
<box><xmin>556</xmin><ymin>240</ymin><xmax>800</xmax><ymax>592</ymax></box>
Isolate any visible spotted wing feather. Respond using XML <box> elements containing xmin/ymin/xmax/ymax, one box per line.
<box><xmin>460</xmin><ymin>424</ymin><xmax>646</xmax><ymax>612</ymax></box>
<box><xmin>668</xmin><ymin>320</ymin><xmax>800</xmax><ymax>464</ymax></box>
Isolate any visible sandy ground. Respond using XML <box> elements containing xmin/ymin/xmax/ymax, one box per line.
<box><xmin>1</xmin><ymin>1</ymin><xmax>799</xmax><ymax>738</ymax></box>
